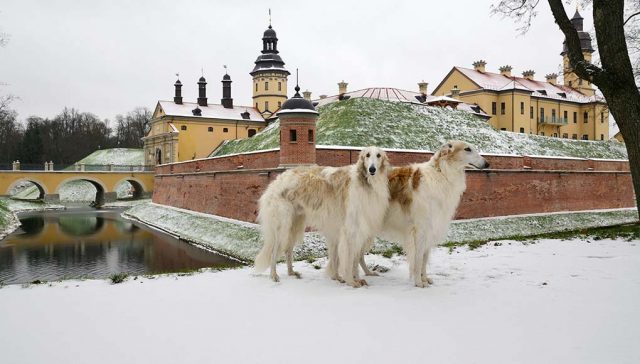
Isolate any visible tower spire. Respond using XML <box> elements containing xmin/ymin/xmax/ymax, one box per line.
<box><xmin>269</xmin><ymin>8</ymin><xmax>272</xmax><ymax>28</ymax></box>
<box><xmin>294</xmin><ymin>68</ymin><xmax>301</xmax><ymax>97</ymax></box>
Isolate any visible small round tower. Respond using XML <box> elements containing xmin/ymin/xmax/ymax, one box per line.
<box><xmin>277</xmin><ymin>84</ymin><xmax>318</xmax><ymax>167</ymax></box>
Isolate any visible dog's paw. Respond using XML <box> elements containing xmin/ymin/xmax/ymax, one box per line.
<box><xmin>271</xmin><ymin>273</ymin><xmax>280</xmax><ymax>282</ymax></box>
<box><xmin>357</xmin><ymin>278</ymin><xmax>369</xmax><ymax>286</ymax></box>
<box><xmin>422</xmin><ymin>276</ymin><xmax>433</xmax><ymax>285</ymax></box>
<box><xmin>348</xmin><ymin>280</ymin><xmax>362</xmax><ymax>288</ymax></box>
<box><xmin>414</xmin><ymin>281</ymin><xmax>427</xmax><ymax>288</ymax></box>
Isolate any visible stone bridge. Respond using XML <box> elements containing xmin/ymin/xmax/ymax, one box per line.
<box><xmin>0</xmin><ymin>171</ymin><xmax>155</xmax><ymax>206</ymax></box>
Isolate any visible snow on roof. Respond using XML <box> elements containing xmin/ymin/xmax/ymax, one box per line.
<box><xmin>455</xmin><ymin>67</ymin><xmax>604</xmax><ymax>104</ymax></box>
<box><xmin>158</xmin><ymin>101</ymin><xmax>265</xmax><ymax>122</ymax></box>
<box><xmin>312</xmin><ymin>87</ymin><xmax>489</xmax><ymax>118</ymax></box>
<box><xmin>427</xmin><ymin>95</ymin><xmax>462</xmax><ymax>103</ymax></box>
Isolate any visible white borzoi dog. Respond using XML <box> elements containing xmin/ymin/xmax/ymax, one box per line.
<box><xmin>370</xmin><ymin>141</ymin><xmax>489</xmax><ymax>287</ymax></box>
<box><xmin>254</xmin><ymin>146</ymin><xmax>390</xmax><ymax>287</ymax></box>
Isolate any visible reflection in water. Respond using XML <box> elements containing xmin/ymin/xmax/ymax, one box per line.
<box><xmin>0</xmin><ymin>209</ymin><xmax>242</xmax><ymax>284</ymax></box>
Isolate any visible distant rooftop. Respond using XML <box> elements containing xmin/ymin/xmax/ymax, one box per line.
<box><xmin>313</xmin><ymin>87</ymin><xmax>489</xmax><ymax>119</ymax></box>
<box><xmin>157</xmin><ymin>101</ymin><xmax>265</xmax><ymax>122</ymax></box>
<box><xmin>452</xmin><ymin>67</ymin><xmax>604</xmax><ymax>104</ymax></box>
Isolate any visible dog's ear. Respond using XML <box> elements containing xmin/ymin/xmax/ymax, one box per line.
<box><xmin>380</xmin><ymin>150</ymin><xmax>391</xmax><ymax>175</ymax></box>
<box><xmin>439</xmin><ymin>142</ymin><xmax>453</xmax><ymax>157</ymax></box>
<box><xmin>357</xmin><ymin>149</ymin><xmax>368</xmax><ymax>176</ymax></box>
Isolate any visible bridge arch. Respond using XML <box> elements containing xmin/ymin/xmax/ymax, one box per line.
<box><xmin>56</xmin><ymin>176</ymin><xmax>109</xmax><ymax>206</ymax></box>
<box><xmin>115</xmin><ymin>177</ymin><xmax>148</xmax><ymax>199</ymax></box>
<box><xmin>6</xmin><ymin>178</ymin><xmax>49</xmax><ymax>200</ymax></box>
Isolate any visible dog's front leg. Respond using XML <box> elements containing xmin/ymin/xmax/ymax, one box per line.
<box><xmin>421</xmin><ymin>248</ymin><xmax>433</xmax><ymax>285</ymax></box>
<box><xmin>413</xmin><ymin>231</ymin><xmax>428</xmax><ymax>288</ymax></box>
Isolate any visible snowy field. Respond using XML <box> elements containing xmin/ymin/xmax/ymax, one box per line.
<box><xmin>1</xmin><ymin>237</ymin><xmax>638</xmax><ymax>364</ymax></box>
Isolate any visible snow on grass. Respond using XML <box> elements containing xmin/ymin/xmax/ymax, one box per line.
<box><xmin>212</xmin><ymin>98</ymin><xmax>627</xmax><ymax>159</ymax></box>
<box><xmin>76</xmin><ymin>148</ymin><xmax>144</xmax><ymax>166</ymax></box>
<box><xmin>1</xmin><ymin>238</ymin><xmax>639</xmax><ymax>364</ymax></box>
<box><xmin>124</xmin><ymin>202</ymin><xmax>638</xmax><ymax>262</ymax></box>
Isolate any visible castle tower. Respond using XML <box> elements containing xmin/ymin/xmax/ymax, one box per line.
<box><xmin>250</xmin><ymin>22</ymin><xmax>290</xmax><ymax>118</ymax></box>
<box><xmin>277</xmin><ymin>83</ymin><xmax>318</xmax><ymax>167</ymax></box>
<box><xmin>561</xmin><ymin>9</ymin><xmax>595</xmax><ymax>95</ymax></box>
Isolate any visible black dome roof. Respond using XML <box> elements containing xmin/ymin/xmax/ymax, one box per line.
<box><xmin>198</xmin><ymin>76</ymin><xmax>206</xmax><ymax>82</ymax></box>
<box><xmin>222</xmin><ymin>74</ymin><xmax>231</xmax><ymax>81</ymax></box>
<box><xmin>263</xmin><ymin>25</ymin><xmax>277</xmax><ymax>39</ymax></box>
<box><xmin>278</xmin><ymin>86</ymin><xmax>318</xmax><ymax>115</ymax></box>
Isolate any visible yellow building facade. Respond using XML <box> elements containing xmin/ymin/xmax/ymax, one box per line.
<box><xmin>432</xmin><ymin>10</ymin><xmax>609</xmax><ymax>141</ymax></box>
<box><xmin>143</xmin><ymin>23</ymin><xmax>290</xmax><ymax>165</ymax></box>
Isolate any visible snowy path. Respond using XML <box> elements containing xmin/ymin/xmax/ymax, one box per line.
<box><xmin>1</xmin><ymin>238</ymin><xmax>639</xmax><ymax>364</ymax></box>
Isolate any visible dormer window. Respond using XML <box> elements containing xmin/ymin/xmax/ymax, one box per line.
<box><xmin>557</xmin><ymin>92</ymin><xmax>567</xmax><ymax>98</ymax></box>
<box><xmin>537</xmin><ymin>90</ymin><xmax>547</xmax><ymax>95</ymax></box>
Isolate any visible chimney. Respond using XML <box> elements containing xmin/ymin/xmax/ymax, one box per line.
<box><xmin>522</xmin><ymin>70</ymin><xmax>535</xmax><ymax>80</ymax></box>
<box><xmin>450</xmin><ymin>86</ymin><xmax>460</xmax><ymax>98</ymax></box>
<box><xmin>338</xmin><ymin>80</ymin><xmax>348</xmax><ymax>95</ymax></box>
<box><xmin>174</xmin><ymin>79</ymin><xmax>183</xmax><ymax>104</ymax></box>
<box><xmin>545</xmin><ymin>73</ymin><xmax>558</xmax><ymax>85</ymax></box>
<box><xmin>472</xmin><ymin>60</ymin><xmax>486</xmax><ymax>72</ymax></box>
<box><xmin>303</xmin><ymin>90</ymin><xmax>312</xmax><ymax>101</ymax></box>
<box><xmin>221</xmin><ymin>73</ymin><xmax>233</xmax><ymax>108</ymax></box>
<box><xmin>197</xmin><ymin>76</ymin><xmax>208</xmax><ymax>107</ymax></box>
<box><xmin>418</xmin><ymin>81</ymin><xmax>429</xmax><ymax>96</ymax></box>
<box><xmin>499</xmin><ymin>65</ymin><xmax>512</xmax><ymax>77</ymax></box>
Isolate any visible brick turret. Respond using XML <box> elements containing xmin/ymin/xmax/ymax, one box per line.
<box><xmin>277</xmin><ymin>84</ymin><xmax>318</xmax><ymax>166</ymax></box>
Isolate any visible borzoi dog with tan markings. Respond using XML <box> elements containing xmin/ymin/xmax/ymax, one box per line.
<box><xmin>374</xmin><ymin>141</ymin><xmax>489</xmax><ymax>287</ymax></box>
<box><xmin>254</xmin><ymin>146</ymin><xmax>390</xmax><ymax>287</ymax></box>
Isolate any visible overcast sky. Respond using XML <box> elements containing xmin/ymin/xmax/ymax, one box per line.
<box><xmin>0</xmin><ymin>0</ymin><xmax>591</xmax><ymax>123</ymax></box>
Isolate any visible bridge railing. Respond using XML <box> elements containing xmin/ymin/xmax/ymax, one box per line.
<box><xmin>0</xmin><ymin>163</ymin><xmax>155</xmax><ymax>172</ymax></box>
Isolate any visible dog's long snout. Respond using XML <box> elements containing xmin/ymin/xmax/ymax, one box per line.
<box><xmin>369</xmin><ymin>165</ymin><xmax>377</xmax><ymax>175</ymax></box>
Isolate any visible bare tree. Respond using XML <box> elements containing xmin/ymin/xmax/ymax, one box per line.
<box><xmin>493</xmin><ymin>0</ymin><xmax>640</xmax><ymax>218</ymax></box>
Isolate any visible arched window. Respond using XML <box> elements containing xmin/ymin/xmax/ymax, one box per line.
<box><xmin>265</xmin><ymin>82</ymin><xmax>269</xmax><ymax>91</ymax></box>
<box><xmin>278</xmin><ymin>82</ymin><xmax>282</xmax><ymax>91</ymax></box>
<box><xmin>208</xmin><ymin>127</ymin><xmax>213</xmax><ymax>132</ymax></box>
<box><xmin>265</xmin><ymin>101</ymin><xmax>269</xmax><ymax>111</ymax></box>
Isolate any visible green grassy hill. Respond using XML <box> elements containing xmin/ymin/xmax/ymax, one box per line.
<box><xmin>212</xmin><ymin>98</ymin><xmax>627</xmax><ymax>159</ymax></box>
<box><xmin>76</xmin><ymin>148</ymin><xmax>144</xmax><ymax>165</ymax></box>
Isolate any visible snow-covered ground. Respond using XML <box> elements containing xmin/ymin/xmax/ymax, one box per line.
<box><xmin>0</xmin><ymin>238</ymin><xmax>638</xmax><ymax>364</ymax></box>
<box><xmin>124</xmin><ymin>202</ymin><xmax>639</xmax><ymax>262</ymax></box>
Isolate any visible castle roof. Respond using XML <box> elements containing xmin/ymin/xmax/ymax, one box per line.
<box><xmin>448</xmin><ymin>67</ymin><xmax>604</xmax><ymax>104</ymax></box>
<box><xmin>157</xmin><ymin>101</ymin><xmax>265</xmax><ymax>122</ymax></box>
<box><xmin>313</xmin><ymin>87</ymin><xmax>489</xmax><ymax>118</ymax></box>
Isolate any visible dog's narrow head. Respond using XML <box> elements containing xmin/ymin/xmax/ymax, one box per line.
<box><xmin>358</xmin><ymin>146</ymin><xmax>389</xmax><ymax>179</ymax></box>
<box><xmin>436</xmin><ymin>141</ymin><xmax>489</xmax><ymax>170</ymax></box>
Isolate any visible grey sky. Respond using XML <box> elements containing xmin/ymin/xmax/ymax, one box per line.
<box><xmin>0</xmin><ymin>0</ymin><xmax>589</xmax><ymax>123</ymax></box>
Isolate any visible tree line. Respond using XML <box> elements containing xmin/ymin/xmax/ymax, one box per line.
<box><xmin>0</xmin><ymin>100</ymin><xmax>150</xmax><ymax>165</ymax></box>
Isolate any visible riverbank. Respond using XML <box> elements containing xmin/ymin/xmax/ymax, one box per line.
<box><xmin>0</xmin><ymin>198</ymin><xmax>150</xmax><ymax>241</ymax></box>
<box><xmin>124</xmin><ymin>202</ymin><xmax>639</xmax><ymax>262</ymax></box>
<box><xmin>0</xmin><ymin>198</ymin><xmax>66</xmax><ymax>240</ymax></box>
<box><xmin>1</xmin><ymin>236</ymin><xmax>638</xmax><ymax>364</ymax></box>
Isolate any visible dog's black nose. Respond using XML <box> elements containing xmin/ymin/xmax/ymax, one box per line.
<box><xmin>484</xmin><ymin>161</ymin><xmax>490</xmax><ymax>168</ymax></box>
<box><xmin>369</xmin><ymin>166</ymin><xmax>376</xmax><ymax>175</ymax></box>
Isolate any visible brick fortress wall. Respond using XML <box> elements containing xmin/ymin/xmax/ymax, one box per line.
<box><xmin>153</xmin><ymin>146</ymin><xmax>634</xmax><ymax>223</ymax></box>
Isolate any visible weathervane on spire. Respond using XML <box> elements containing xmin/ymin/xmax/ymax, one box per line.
<box><xmin>269</xmin><ymin>8</ymin><xmax>272</xmax><ymax>28</ymax></box>
<box><xmin>201</xmin><ymin>67</ymin><xmax>204</xmax><ymax>77</ymax></box>
<box><xmin>294</xmin><ymin>68</ymin><xmax>301</xmax><ymax>96</ymax></box>
<box><xmin>175</xmin><ymin>72</ymin><xmax>179</xmax><ymax>79</ymax></box>
<box><xmin>224</xmin><ymin>65</ymin><xmax>228</xmax><ymax>75</ymax></box>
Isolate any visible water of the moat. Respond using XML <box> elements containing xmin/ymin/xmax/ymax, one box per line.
<box><xmin>0</xmin><ymin>208</ymin><xmax>242</xmax><ymax>284</ymax></box>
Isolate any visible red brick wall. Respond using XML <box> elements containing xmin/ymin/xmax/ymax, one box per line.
<box><xmin>152</xmin><ymin>168</ymin><xmax>635</xmax><ymax>223</ymax></box>
<box><xmin>457</xmin><ymin>170</ymin><xmax>634</xmax><ymax>219</ymax></box>
<box><xmin>151</xmin><ymin>147</ymin><xmax>634</xmax><ymax>223</ymax></box>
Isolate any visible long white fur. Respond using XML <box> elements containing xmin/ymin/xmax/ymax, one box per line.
<box><xmin>378</xmin><ymin>141</ymin><xmax>488</xmax><ymax>287</ymax></box>
<box><xmin>254</xmin><ymin>146</ymin><xmax>390</xmax><ymax>287</ymax></box>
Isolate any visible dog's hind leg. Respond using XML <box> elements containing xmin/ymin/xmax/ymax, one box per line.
<box><xmin>286</xmin><ymin>214</ymin><xmax>305</xmax><ymax>279</ymax></box>
<box><xmin>360</xmin><ymin>240</ymin><xmax>379</xmax><ymax>277</ymax></box>
<box><xmin>326</xmin><ymin>234</ymin><xmax>344</xmax><ymax>282</ymax></box>
<box><xmin>360</xmin><ymin>254</ymin><xmax>378</xmax><ymax>276</ymax></box>
<box><xmin>421</xmin><ymin>248</ymin><xmax>433</xmax><ymax>285</ymax></box>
